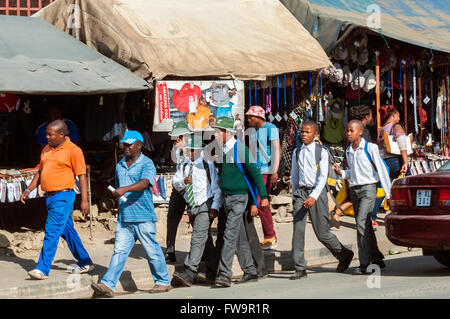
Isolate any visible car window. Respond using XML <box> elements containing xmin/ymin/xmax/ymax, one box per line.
<box><xmin>438</xmin><ymin>160</ymin><xmax>450</xmax><ymax>172</ymax></box>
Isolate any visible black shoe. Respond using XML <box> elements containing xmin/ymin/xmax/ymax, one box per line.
<box><xmin>258</xmin><ymin>270</ymin><xmax>269</xmax><ymax>279</ymax></box>
<box><xmin>353</xmin><ymin>265</ymin><xmax>369</xmax><ymax>275</ymax></box>
<box><xmin>196</xmin><ymin>272</ymin><xmax>215</xmax><ymax>284</ymax></box>
<box><xmin>337</xmin><ymin>249</ymin><xmax>354</xmax><ymax>273</ymax></box>
<box><xmin>372</xmin><ymin>259</ymin><xmax>386</xmax><ymax>269</ymax></box>
<box><xmin>165</xmin><ymin>252</ymin><xmax>176</xmax><ymax>263</ymax></box>
<box><xmin>290</xmin><ymin>270</ymin><xmax>307</xmax><ymax>280</ymax></box>
<box><xmin>172</xmin><ymin>271</ymin><xmax>194</xmax><ymax>287</ymax></box>
<box><xmin>215</xmin><ymin>275</ymin><xmax>231</xmax><ymax>287</ymax></box>
<box><xmin>237</xmin><ymin>273</ymin><xmax>258</xmax><ymax>284</ymax></box>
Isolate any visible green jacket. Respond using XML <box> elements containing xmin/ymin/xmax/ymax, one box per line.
<box><xmin>219</xmin><ymin>140</ymin><xmax>268</xmax><ymax>202</ymax></box>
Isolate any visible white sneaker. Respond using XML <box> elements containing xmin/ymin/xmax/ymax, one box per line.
<box><xmin>71</xmin><ymin>264</ymin><xmax>95</xmax><ymax>274</ymax></box>
<box><xmin>28</xmin><ymin>269</ymin><xmax>48</xmax><ymax>280</ymax></box>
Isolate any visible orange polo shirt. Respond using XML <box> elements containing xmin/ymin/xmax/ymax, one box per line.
<box><xmin>39</xmin><ymin>137</ymin><xmax>86</xmax><ymax>192</ymax></box>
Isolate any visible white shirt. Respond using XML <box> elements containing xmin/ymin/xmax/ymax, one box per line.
<box><xmin>342</xmin><ymin>139</ymin><xmax>392</xmax><ymax>199</ymax></box>
<box><xmin>291</xmin><ymin>142</ymin><xmax>328</xmax><ymax>200</ymax></box>
<box><xmin>172</xmin><ymin>156</ymin><xmax>222</xmax><ymax>210</ymax></box>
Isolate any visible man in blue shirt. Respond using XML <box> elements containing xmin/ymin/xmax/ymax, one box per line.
<box><xmin>91</xmin><ymin>130</ymin><xmax>171</xmax><ymax>297</ymax></box>
<box><xmin>246</xmin><ymin>106</ymin><xmax>280</xmax><ymax>250</ymax></box>
<box><xmin>35</xmin><ymin>106</ymin><xmax>81</xmax><ymax>147</ymax></box>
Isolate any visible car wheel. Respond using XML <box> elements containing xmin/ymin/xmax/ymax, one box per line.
<box><xmin>434</xmin><ymin>251</ymin><xmax>450</xmax><ymax>268</ymax></box>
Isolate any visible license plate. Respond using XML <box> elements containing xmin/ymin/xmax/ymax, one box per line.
<box><xmin>416</xmin><ymin>189</ymin><xmax>432</xmax><ymax>207</ymax></box>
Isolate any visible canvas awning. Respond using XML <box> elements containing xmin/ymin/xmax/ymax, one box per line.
<box><xmin>0</xmin><ymin>15</ymin><xmax>150</xmax><ymax>95</ymax></box>
<box><xmin>281</xmin><ymin>0</ymin><xmax>450</xmax><ymax>54</ymax></box>
<box><xmin>34</xmin><ymin>0</ymin><xmax>331</xmax><ymax>81</ymax></box>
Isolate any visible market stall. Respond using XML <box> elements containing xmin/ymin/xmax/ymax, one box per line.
<box><xmin>0</xmin><ymin>15</ymin><xmax>149</xmax><ymax>231</ymax></box>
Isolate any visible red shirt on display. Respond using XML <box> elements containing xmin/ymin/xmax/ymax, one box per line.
<box><xmin>172</xmin><ymin>83</ymin><xmax>202</xmax><ymax>113</ymax></box>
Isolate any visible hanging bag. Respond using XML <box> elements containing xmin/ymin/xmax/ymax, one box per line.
<box><xmin>382</xmin><ymin>123</ymin><xmax>413</xmax><ymax>155</ymax></box>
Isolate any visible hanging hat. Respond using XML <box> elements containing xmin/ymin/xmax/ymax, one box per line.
<box><xmin>120</xmin><ymin>130</ymin><xmax>144</xmax><ymax>145</ymax></box>
<box><xmin>342</xmin><ymin>66</ymin><xmax>353</xmax><ymax>86</ymax></box>
<box><xmin>333</xmin><ymin>44</ymin><xmax>348</xmax><ymax>61</ymax></box>
<box><xmin>245</xmin><ymin>105</ymin><xmax>266</xmax><ymax>120</ymax></box>
<box><xmin>351</xmin><ymin>70</ymin><xmax>366</xmax><ymax>90</ymax></box>
<box><xmin>362</xmin><ymin>69</ymin><xmax>376</xmax><ymax>92</ymax></box>
<box><xmin>184</xmin><ymin>134</ymin><xmax>205</xmax><ymax>150</ymax></box>
<box><xmin>351</xmin><ymin>29</ymin><xmax>368</xmax><ymax>49</ymax></box>
<box><xmin>358</xmin><ymin>48</ymin><xmax>369</xmax><ymax>66</ymax></box>
<box><xmin>212</xmin><ymin>116</ymin><xmax>236</xmax><ymax>132</ymax></box>
<box><xmin>168</xmin><ymin>121</ymin><xmax>192</xmax><ymax>137</ymax></box>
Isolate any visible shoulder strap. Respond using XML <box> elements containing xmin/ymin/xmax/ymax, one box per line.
<box><xmin>202</xmin><ymin>159</ymin><xmax>212</xmax><ymax>185</ymax></box>
<box><xmin>315</xmin><ymin>143</ymin><xmax>322</xmax><ymax>170</ymax></box>
<box><xmin>364</xmin><ymin>141</ymin><xmax>390</xmax><ymax>176</ymax></box>
<box><xmin>233</xmin><ymin>140</ymin><xmax>260</xmax><ymax>208</ymax></box>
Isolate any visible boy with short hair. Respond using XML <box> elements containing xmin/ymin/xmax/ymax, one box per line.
<box><xmin>171</xmin><ymin>134</ymin><xmax>222</xmax><ymax>286</ymax></box>
<box><xmin>291</xmin><ymin>120</ymin><xmax>354</xmax><ymax>280</ymax></box>
<box><xmin>334</xmin><ymin>120</ymin><xmax>392</xmax><ymax>274</ymax></box>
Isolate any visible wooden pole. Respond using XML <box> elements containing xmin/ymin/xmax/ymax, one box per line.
<box><xmin>87</xmin><ymin>164</ymin><xmax>93</xmax><ymax>240</ymax></box>
<box><xmin>376</xmin><ymin>56</ymin><xmax>381</xmax><ymax>131</ymax></box>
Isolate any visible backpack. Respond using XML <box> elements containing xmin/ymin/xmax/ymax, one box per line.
<box><xmin>294</xmin><ymin>142</ymin><xmax>339</xmax><ymax>188</ymax></box>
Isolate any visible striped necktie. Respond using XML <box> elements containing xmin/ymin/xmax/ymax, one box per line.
<box><xmin>186</xmin><ymin>163</ymin><xmax>195</xmax><ymax>208</ymax></box>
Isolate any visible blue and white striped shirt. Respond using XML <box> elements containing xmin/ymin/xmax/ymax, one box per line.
<box><xmin>115</xmin><ymin>153</ymin><xmax>157</xmax><ymax>222</ymax></box>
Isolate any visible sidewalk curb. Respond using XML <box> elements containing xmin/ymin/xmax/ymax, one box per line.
<box><xmin>0</xmin><ymin>239</ymin><xmax>416</xmax><ymax>299</ymax></box>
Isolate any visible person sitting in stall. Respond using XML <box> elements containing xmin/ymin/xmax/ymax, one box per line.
<box><xmin>35</xmin><ymin>106</ymin><xmax>81</xmax><ymax>148</ymax></box>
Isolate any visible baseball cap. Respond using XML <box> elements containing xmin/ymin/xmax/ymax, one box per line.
<box><xmin>120</xmin><ymin>130</ymin><xmax>144</xmax><ymax>145</ymax></box>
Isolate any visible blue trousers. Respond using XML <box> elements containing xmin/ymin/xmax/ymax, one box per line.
<box><xmin>37</xmin><ymin>191</ymin><xmax>92</xmax><ymax>276</ymax></box>
<box><xmin>101</xmin><ymin>221</ymin><xmax>171</xmax><ymax>291</ymax></box>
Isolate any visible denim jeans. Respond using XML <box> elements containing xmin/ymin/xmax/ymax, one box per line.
<box><xmin>101</xmin><ymin>221</ymin><xmax>170</xmax><ymax>291</ymax></box>
<box><xmin>37</xmin><ymin>191</ymin><xmax>92</xmax><ymax>276</ymax></box>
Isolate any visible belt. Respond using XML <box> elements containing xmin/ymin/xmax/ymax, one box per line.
<box><xmin>45</xmin><ymin>188</ymin><xmax>74</xmax><ymax>198</ymax></box>
<box><xmin>298</xmin><ymin>186</ymin><xmax>315</xmax><ymax>191</ymax></box>
<box><xmin>350</xmin><ymin>183</ymin><xmax>377</xmax><ymax>189</ymax></box>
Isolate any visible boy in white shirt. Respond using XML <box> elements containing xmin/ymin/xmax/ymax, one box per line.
<box><xmin>334</xmin><ymin>120</ymin><xmax>392</xmax><ymax>274</ymax></box>
<box><xmin>290</xmin><ymin>121</ymin><xmax>354</xmax><ymax>280</ymax></box>
<box><xmin>171</xmin><ymin>134</ymin><xmax>222</xmax><ymax>286</ymax></box>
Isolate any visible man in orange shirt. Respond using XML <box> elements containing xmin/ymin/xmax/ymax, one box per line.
<box><xmin>20</xmin><ymin>120</ymin><xmax>94</xmax><ymax>280</ymax></box>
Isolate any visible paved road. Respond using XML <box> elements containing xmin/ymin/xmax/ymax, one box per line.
<box><xmin>114</xmin><ymin>250</ymin><xmax>450</xmax><ymax>300</ymax></box>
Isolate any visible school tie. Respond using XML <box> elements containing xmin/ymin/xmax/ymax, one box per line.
<box><xmin>186</xmin><ymin>163</ymin><xmax>195</xmax><ymax>208</ymax></box>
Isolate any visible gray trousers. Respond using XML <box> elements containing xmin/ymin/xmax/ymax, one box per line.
<box><xmin>349</xmin><ymin>183</ymin><xmax>384</xmax><ymax>266</ymax></box>
<box><xmin>292</xmin><ymin>187</ymin><xmax>344</xmax><ymax>272</ymax></box>
<box><xmin>218</xmin><ymin>194</ymin><xmax>257</xmax><ymax>279</ymax></box>
<box><xmin>184</xmin><ymin>199</ymin><xmax>213</xmax><ymax>274</ymax></box>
